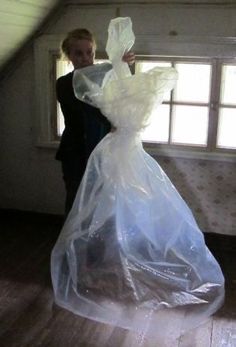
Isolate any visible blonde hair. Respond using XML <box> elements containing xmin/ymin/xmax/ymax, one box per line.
<box><xmin>61</xmin><ymin>28</ymin><xmax>96</xmax><ymax>59</ymax></box>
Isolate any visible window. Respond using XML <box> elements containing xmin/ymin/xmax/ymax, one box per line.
<box><xmin>34</xmin><ymin>34</ymin><xmax>108</xmax><ymax>147</ymax></box>
<box><xmin>56</xmin><ymin>58</ymin><xmax>73</xmax><ymax>137</ymax></box>
<box><xmin>55</xmin><ymin>56</ymin><xmax>236</xmax><ymax>156</ymax></box>
<box><xmin>34</xmin><ymin>34</ymin><xmax>236</xmax><ymax>159</ymax></box>
<box><xmin>136</xmin><ymin>57</ymin><xmax>236</xmax><ymax>154</ymax></box>
<box><xmin>217</xmin><ymin>64</ymin><xmax>236</xmax><ymax>149</ymax></box>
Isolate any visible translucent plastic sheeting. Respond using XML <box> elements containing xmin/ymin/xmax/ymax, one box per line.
<box><xmin>51</xmin><ymin>17</ymin><xmax>224</xmax><ymax>344</ymax></box>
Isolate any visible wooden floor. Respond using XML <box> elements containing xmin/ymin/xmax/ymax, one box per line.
<box><xmin>0</xmin><ymin>210</ymin><xmax>235</xmax><ymax>347</ymax></box>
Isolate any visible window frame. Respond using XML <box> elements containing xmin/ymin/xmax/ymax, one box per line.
<box><xmin>216</xmin><ymin>59</ymin><xmax>236</xmax><ymax>152</ymax></box>
<box><xmin>135</xmin><ymin>55</ymin><xmax>236</xmax><ymax>159</ymax></box>
<box><xmin>136</xmin><ymin>56</ymin><xmax>212</xmax><ymax>147</ymax></box>
<box><xmin>34</xmin><ymin>35</ymin><xmax>63</xmax><ymax>148</ymax></box>
<box><xmin>52</xmin><ymin>52</ymin><xmax>61</xmax><ymax>142</ymax></box>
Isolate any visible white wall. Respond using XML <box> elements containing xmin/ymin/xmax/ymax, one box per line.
<box><xmin>48</xmin><ymin>2</ymin><xmax>236</xmax><ymax>38</ymax></box>
<box><xmin>0</xmin><ymin>49</ymin><xmax>64</xmax><ymax>214</ymax></box>
<box><xmin>0</xmin><ymin>1</ymin><xmax>235</xmax><ymax>233</ymax></box>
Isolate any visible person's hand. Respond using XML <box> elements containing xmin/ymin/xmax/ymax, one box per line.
<box><xmin>122</xmin><ymin>52</ymin><xmax>135</xmax><ymax>66</ymax></box>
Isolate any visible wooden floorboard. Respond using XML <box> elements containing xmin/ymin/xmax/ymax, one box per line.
<box><xmin>0</xmin><ymin>210</ymin><xmax>235</xmax><ymax>347</ymax></box>
<box><xmin>178</xmin><ymin>320</ymin><xmax>213</xmax><ymax>347</ymax></box>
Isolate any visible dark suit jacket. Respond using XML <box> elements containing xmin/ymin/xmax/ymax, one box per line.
<box><xmin>56</xmin><ymin>71</ymin><xmax>111</xmax><ymax>163</ymax></box>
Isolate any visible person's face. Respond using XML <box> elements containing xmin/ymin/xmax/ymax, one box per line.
<box><xmin>68</xmin><ymin>39</ymin><xmax>95</xmax><ymax>69</ymax></box>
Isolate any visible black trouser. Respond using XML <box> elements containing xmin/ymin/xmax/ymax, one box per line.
<box><xmin>61</xmin><ymin>157</ymin><xmax>86</xmax><ymax>217</ymax></box>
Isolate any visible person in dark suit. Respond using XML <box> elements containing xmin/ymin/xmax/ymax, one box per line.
<box><xmin>56</xmin><ymin>28</ymin><xmax>134</xmax><ymax>216</ymax></box>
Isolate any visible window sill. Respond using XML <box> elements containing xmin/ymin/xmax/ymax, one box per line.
<box><xmin>144</xmin><ymin>144</ymin><xmax>236</xmax><ymax>163</ymax></box>
<box><xmin>36</xmin><ymin>141</ymin><xmax>59</xmax><ymax>149</ymax></box>
<box><xmin>36</xmin><ymin>141</ymin><xmax>235</xmax><ymax>162</ymax></box>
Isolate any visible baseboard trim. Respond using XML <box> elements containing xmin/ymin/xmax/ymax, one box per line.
<box><xmin>0</xmin><ymin>208</ymin><xmax>235</xmax><ymax>252</ymax></box>
<box><xmin>0</xmin><ymin>208</ymin><xmax>63</xmax><ymax>226</ymax></box>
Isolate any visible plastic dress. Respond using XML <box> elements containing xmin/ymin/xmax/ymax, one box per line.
<box><xmin>51</xmin><ymin>17</ymin><xmax>224</xmax><ymax>343</ymax></box>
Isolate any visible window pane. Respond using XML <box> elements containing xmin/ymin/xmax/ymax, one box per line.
<box><xmin>56</xmin><ymin>59</ymin><xmax>73</xmax><ymax>136</ymax></box>
<box><xmin>56</xmin><ymin>59</ymin><xmax>73</xmax><ymax>79</ymax></box>
<box><xmin>217</xmin><ymin>108</ymin><xmax>236</xmax><ymax>149</ymax></box>
<box><xmin>174</xmin><ymin>63</ymin><xmax>211</xmax><ymax>103</ymax></box>
<box><xmin>141</xmin><ymin>104</ymin><xmax>170</xmax><ymax>143</ymax></box>
<box><xmin>220</xmin><ymin>65</ymin><xmax>236</xmax><ymax>105</ymax></box>
<box><xmin>57</xmin><ymin>104</ymin><xmax>65</xmax><ymax>136</ymax></box>
<box><xmin>171</xmin><ymin>105</ymin><xmax>208</xmax><ymax>146</ymax></box>
<box><xmin>136</xmin><ymin>61</ymin><xmax>172</xmax><ymax>73</ymax></box>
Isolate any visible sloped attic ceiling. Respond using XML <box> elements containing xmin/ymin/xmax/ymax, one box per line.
<box><xmin>0</xmin><ymin>0</ymin><xmax>234</xmax><ymax>75</ymax></box>
<box><xmin>0</xmin><ymin>0</ymin><xmax>62</xmax><ymax>73</ymax></box>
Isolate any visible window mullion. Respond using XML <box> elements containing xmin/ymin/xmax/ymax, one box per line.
<box><xmin>169</xmin><ymin>61</ymin><xmax>175</xmax><ymax>145</ymax></box>
<box><xmin>207</xmin><ymin>59</ymin><xmax>221</xmax><ymax>151</ymax></box>
<box><xmin>51</xmin><ymin>53</ymin><xmax>60</xmax><ymax>141</ymax></box>
<box><xmin>168</xmin><ymin>101</ymin><xmax>173</xmax><ymax>145</ymax></box>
